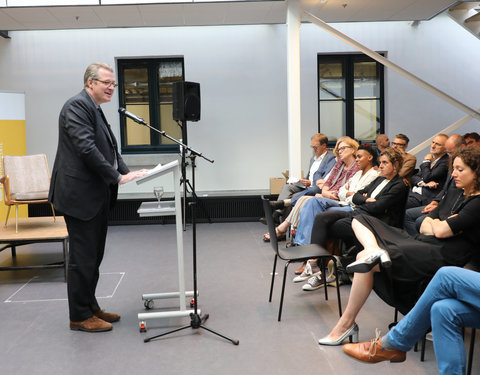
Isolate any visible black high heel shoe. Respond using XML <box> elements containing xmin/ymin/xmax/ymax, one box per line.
<box><xmin>346</xmin><ymin>249</ymin><xmax>391</xmax><ymax>273</ymax></box>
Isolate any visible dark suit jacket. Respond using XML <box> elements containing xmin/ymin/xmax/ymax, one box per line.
<box><xmin>48</xmin><ymin>89</ymin><xmax>129</xmax><ymax>221</ymax></box>
<box><xmin>293</xmin><ymin>151</ymin><xmax>336</xmax><ymax>199</ymax></box>
<box><xmin>410</xmin><ymin>153</ymin><xmax>449</xmax><ymax>201</ymax></box>
<box><xmin>309</xmin><ymin>151</ymin><xmax>336</xmax><ymax>183</ymax></box>
<box><xmin>352</xmin><ymin>175</ymin><xmax>409</xmax><ymax>228</ymax></box>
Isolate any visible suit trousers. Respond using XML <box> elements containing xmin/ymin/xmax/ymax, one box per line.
<box><xmin>310</xmin><ymin>210</ymin><xmax>357</xmax><ymax>250</ymax></box>
<box><xmin>64</xmin><ymin>199</ymin><xmax>110</xmax><ymax>321</ymax></box>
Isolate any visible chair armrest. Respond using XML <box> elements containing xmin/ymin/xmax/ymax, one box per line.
<box><xmin>0</xmin><ymin>175</ymin><xmax>13</xmax><ymax>205</ymax></box>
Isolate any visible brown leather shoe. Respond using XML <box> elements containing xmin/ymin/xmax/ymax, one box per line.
<box><xmin>70</xmin><ymin>316</ymin><xmax>112</xmax><ymax>332</ymax></box>
<box><xmin>343</xmin><ymin>332</ymin><xmax>406</xmax><ymax>363</ymax></box>
<box><xmin>295</xmin><ymin>261</ymin><xmax>307</xmax><ymax>275</ymax></box>
<box><xmin>94</xmin><ymin>309</ymin><xmax>121</xmax><ymax>323</ymax></box>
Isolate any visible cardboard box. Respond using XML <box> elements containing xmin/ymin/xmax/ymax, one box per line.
<box><xmin>269</xmin><ymin>177</ymin><xmax>286</xmax><ymax>195</ymax></box>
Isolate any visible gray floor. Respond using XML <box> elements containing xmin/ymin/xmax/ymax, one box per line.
<box><xmin>0</xmin><ymin>222</ymin><xmax>477</xmax><ymax>375</ymax></box>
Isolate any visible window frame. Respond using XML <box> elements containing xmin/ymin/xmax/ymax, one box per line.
<box><xmin>317</xmin><ymin>53</ymin><xmax>385</xmax><ymax>145</ymax></box>
<box><xmin>117</xmin><ymin>57</ymin><xmax>185</xmax><ymax>154</ymax></box>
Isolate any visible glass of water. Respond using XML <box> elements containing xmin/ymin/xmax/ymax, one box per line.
<box><xmin>153</xmin><ymin>186</ymin><xmax>164</xmax><ymax>208</ymax></box>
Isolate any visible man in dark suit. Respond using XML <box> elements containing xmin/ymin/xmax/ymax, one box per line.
<box><xmin>407</xmin><ymin>134</ymin><xmax>449</xmax><ymax>208</ymax></box>
<box><xmin>49</xmin><ymin>62</ymin><xmax>148</xmax><ymax>332</ymax></box>
<box><xmin>270</xmin><ymin>133</ymin><xmax>336</xmax><ymax>220</ymax></box>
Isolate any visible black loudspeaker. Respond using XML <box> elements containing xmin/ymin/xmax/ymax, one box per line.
<box><xmin>172</xmin><ymin>81</ymin><xmax>201</xmax><ymax>122</ymax></box>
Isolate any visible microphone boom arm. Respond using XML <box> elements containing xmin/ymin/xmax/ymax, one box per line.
<box><xmin>118</xmin><ymin>108</ymin><xmax>213</xmax><ymax>164</ymax></box>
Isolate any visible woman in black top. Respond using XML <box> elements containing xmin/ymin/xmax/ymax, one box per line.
<box><xmin>310</xmin><ymin>147</ymin><xmax>409</xmax><ymax>251</ymax></box>
<box><xmin>318</xmin><ymin>147</ymin><xmax>480</xmax><ymax>346</ymax></box>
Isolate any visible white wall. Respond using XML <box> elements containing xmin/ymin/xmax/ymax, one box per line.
<box><xmin>0</xmin><ymin>13</ymin><xmax>479</xmax><ymax>195</ymax></box>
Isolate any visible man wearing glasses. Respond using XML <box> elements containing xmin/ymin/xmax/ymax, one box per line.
<box><xmin>49</xmin><ymin>62</ymin><xmax>148</xmax><ymax>332</ymax></box>
<box><xmin>269</xmin><ymin>133</ymin><xmax>336</xmax><ymax>222</ymax></box>
<box><xmin>391</xmin><ymin>133</ymin><xmax>416</xmax><ymax>185</ymax></box>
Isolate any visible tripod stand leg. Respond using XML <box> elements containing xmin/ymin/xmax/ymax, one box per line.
<box><xmin>144</xmin><ymin>324</ymin><xmax>191</xmax><ymax>343</ymax></box>
<box><xmin>199</xmin><ymin>325</ymin><xmax>240</xmax><ymax>345</ymax></box>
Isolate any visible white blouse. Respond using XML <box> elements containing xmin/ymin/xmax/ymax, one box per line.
<box><xmin>337</xmin><ymin>168</ymin><xmax>379</xmax><ymax>207</ymax></box>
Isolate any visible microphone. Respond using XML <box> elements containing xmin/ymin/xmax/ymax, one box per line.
<box><xmin>118</xmin><ymin>107</ymin><xmax>147</xmax><ymax>125</ymax></box>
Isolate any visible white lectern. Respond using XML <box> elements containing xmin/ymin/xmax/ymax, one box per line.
<box><xmin>135</xmin><ymin>160</ymin><xmax>196</xmax><ymax>327</ymax></box>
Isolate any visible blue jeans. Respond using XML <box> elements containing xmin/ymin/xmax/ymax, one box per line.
<box><xmin>403</xmin><ymin>206</ymin><xmax>426</xmax><ymax>236</ymax></box>
<box><xmin>387</xmin><ymin>266</ymin><xmax>480</xmax><ymax>375</ymax></box>
<box><xmin>294</xmin><ymin>197</ymin><xmax>352</xmax><ymax>245</ymax></box>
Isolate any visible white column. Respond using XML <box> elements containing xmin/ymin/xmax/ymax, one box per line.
<box><xmin>287</xmin><ymin>0</ymin><xmax>302</xmax><ymax>179</ymax></box>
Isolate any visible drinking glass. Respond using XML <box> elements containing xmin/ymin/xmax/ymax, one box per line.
<box><xmin>153</xmin><ymin>186</ymin><xmax>164</xmax><ymax>207</ymax></box>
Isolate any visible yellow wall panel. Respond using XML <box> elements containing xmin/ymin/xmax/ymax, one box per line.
<box><xmin>0</xmin><ymin>119</ymin><xmax>28</xmax><ymax>220</ymax></box>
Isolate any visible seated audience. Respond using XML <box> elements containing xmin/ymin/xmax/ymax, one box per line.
<box><xmin>391</xmin><ymin>133</ymin><xmax>416</xmax><ymax>185</ymax></box>
<box><xmin>271</xmin><ymin>133</ymin><xmax>335</xmax><ymax>224</ymax></box>
<box><xmin>407</xmin><ymin>134</ymin><xmax>448</xmax><ymax>208</ymax></box>
<box><xmin>342</xmin><ymin>266</ymin><xmax>480</xmax><ymax>375</ymax></box>
<box><xmin>264</xmin><ymin>137</ymin><xmax>358</xmax><ymax>242</ymax></box>
<box><xmin>464</xmin><ymin>131</ymin><xmax>480</xmax><ymax>147</ymax></box>
<box><xmin>294</xmin><ymin>145</ymin><xmax>379</xmax><ymax>247</ymax></box>
<box><xmin>403</xmin><ymin>134</ymin><xmax>465</xmax><ymax>235</ymax></box>
<box><xmin>303</xmin><ymin>148</ymin><xmax>409</xmax><ymax>291</ymax></box>
<box><xmin>317</xmin><ymin>147</ymin><xmax>480</xmax><ymax>347</ymax></box>
<box><xmin>374</xmin><ymin>134</ymin><xmax>390</xmax><ymax>158</ymax></box>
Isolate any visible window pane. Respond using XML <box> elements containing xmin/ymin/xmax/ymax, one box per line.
<box><xmin>319</xmin><ymin>62</ymin><xmax>345</xmax><ymax>100</ymax></box>
<box><xmin>354</xmin><ymin>61</ymin><xmax>379</xmax><ymax>98</ymax></box>
<box><xmin>354</xmin><ymin>99</ymin><xmax>379</xmax><ymax>140</ymax></box>
<box><xmin>158</xmin><ymin>62</ymin><xmax>183</xmax><ymax>145</ymax></box>
<box><xmin>319</xmin><ymin>101</ymin><xmax>344</xmax><ymax>142</ymax></box>
<box><xmin>124</xmin><ymin>67</ymin><xmax>150</xmax><ymax>146</ymax></box>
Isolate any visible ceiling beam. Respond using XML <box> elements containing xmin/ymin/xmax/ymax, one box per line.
<box><xmin>0</xmin><ymin>31</ymin><xmax>10</xmax><ymax>39</ymax></box>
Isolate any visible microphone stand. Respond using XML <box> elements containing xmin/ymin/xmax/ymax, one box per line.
<box><xmin>176</xmin><ymin>120</ymin><xmax>212</xmax><ymax>231</ymax></box>
<box><xmin>119</xmin><ymin>109</ymin><xmax>239</xmax><ymax>346</ymax></box>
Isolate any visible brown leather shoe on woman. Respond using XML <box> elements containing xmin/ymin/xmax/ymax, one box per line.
<box><xmin>342</xmin><ymin>330</ymin><xmax>406</xmax><ymax>363</ymax></box>
<box><xmin>70</xmin><ymin>316</ymin><xmax>112</xmax><ymax>332</ymax></box>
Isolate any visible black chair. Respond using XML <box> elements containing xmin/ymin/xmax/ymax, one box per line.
<box><xmin>262</xmin><ymin>196</ymin><xmax>342</xmax><ymax>321</ymax></box>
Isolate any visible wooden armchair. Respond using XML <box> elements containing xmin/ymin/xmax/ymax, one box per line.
<box><xmin>0</xmin><ymin>154</ymin><xmax>55</xmax><ymax>233</ymax></box>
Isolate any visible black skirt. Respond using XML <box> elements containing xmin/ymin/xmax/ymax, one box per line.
<box><xmin>353</xmin><ymin>214</ymin><xmax>450</xmax><ymax>314</ymax></box>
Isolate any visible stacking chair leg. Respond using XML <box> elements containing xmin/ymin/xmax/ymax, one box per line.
<box><xmin>269</xmin><ymin>255</ymin><xmax>278</xmax><ymax>303</ymax></box>
<box><xmin>420</xmin><ymin>333</ymin><xmax>427</xmax><ymax>361</ymax></box>
<box><xmin>318</xmin><ymin>259</ymin><xmax>329</xmax><ymax>302</ymax></box>
<box><xmin>4</xmin><ymin>205</ymin><xmax>11</xmax><ymax>227</ymax></box>
<box><xmin>15</xmin><ymin>205</ymin><xmax>18</xmax><ymax>233</ymax></box>
<box><xmin>331</xmin><ymin>260</ymin><xmax>343</xmax><ymax>317</ymax></box>
<box><xmin>278</xmin><ymin>261</ymin><xmax>290</xmax><ymax>321</ymax></box>
<box><xmin>467</xmin><ymin>328</ymin><xmax>476</xmax><ymax>375</ymax></box>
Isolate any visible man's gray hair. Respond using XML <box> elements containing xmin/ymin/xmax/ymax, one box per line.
<box><xmin>84</xmin><ymin>62</ymin><xmax>114</xmax><ymax>88</ymax></box>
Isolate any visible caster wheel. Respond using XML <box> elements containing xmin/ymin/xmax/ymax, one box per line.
<box><xmin>144</xmin><ymin>299</ymin><xmax>154</xmax><ymax>309</ymax></box>
<box><xmin>139</xmin><ymin>321</ymin><xmax>147</xmax><ymax>333</ymax></box>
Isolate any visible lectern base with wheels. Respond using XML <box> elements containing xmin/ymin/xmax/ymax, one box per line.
<box><xmin>136</xmin><ymin>160</ymin><xmax>197</xmax><ymax>331</ymax></box>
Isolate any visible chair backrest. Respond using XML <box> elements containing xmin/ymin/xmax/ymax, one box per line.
<box><xmin>261</xmin><ymin>196</ymin><xmax>280</xmax><ymax>255</ymax></box>
<box><xmin>2</xmin><ymin>154</ymin><xmax>51</xmax><ymax>201</ymax></box>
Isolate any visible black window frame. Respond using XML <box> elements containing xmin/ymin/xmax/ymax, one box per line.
<box><xmin>117</xmin><ymin>57</ymin><xmax>185</xmax><ymax>154</ymax></box>
<box><xmin>317</xmin><ymin>53</ymin><xmax>385</xmax><ymax>146</ymax></box>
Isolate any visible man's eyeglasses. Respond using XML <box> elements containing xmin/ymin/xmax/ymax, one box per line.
<box><xmin>337</xmin><ymin>146</ymin><xmax>352</xmax><ymax>153</ymax></box>
<box><xmin>94</xmin><ymin>79</ymin><xmax>118</xmax><ymax>88</ymax></box>
<box><xmin>310</xmin><ymin>145</ymin><xmax>320</xmax><ymax>150</ymax></box>
<box><xmin>392</xmin><ymin>142</ymin><xmax>406</xmax><ymax>147</ymax></box>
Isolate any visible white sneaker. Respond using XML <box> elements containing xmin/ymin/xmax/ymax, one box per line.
<box><xmin>292</xmin><ymin>260</ymin><xmax>321</xmax><ymax>283</ymax></box>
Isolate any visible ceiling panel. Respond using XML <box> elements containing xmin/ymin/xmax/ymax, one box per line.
<box><xmin>2</xmin><ymin>8</ymin><xmax>64</xmax><ymax>29</ymax></box>
<box><xmin>0</xmin><ymin>0</ymin><xmax>461</xmax><ymax>32</ymax></box>
<box><xmin>93</xmin><ymin>5</ymin><xmax>144</xmax><ymax>27</ymax></box>
<box><xmin>183</xmin><ymin>3</ymin><xmax>228</xmax><ymax>25</ymax></box>
<box><xmin>138</xmin><ymin>4</ymin><xmax>186</xmax><ymax>26</ymax></box>
<box><xmin>48</xmin><ymin>6</ymin><xmax>104</xmax><ymax>29</ymax></box>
